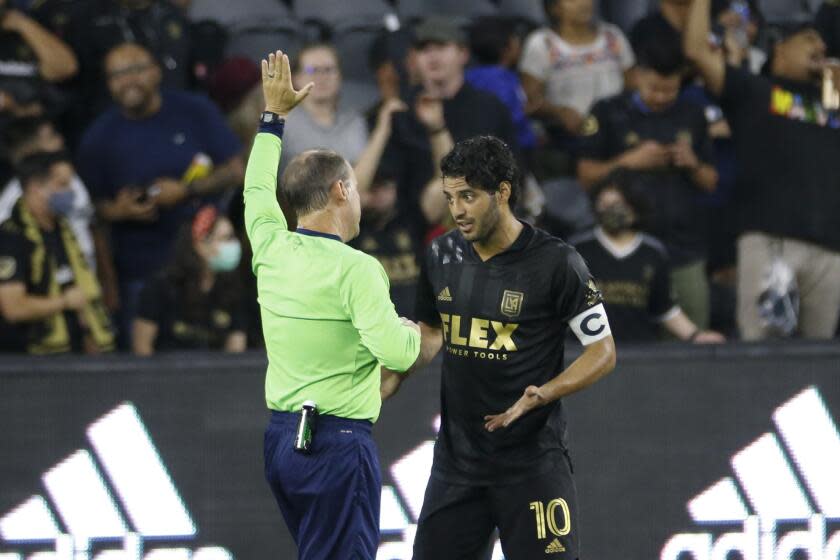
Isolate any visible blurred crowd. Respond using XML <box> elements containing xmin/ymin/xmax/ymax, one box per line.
<box><xmin>1</xmin><ymin>0</ymin><xmax>839</xmax><ymax>355</ymax></box>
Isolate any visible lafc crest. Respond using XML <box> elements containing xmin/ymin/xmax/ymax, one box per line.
<box><xmin>500</xmin><ymin>290</ymin><xmax>524</xmax><ymax>318</ymax></box>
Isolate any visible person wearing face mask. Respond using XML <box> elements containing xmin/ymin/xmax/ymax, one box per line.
<box><xmin>132</xmin><ymin>205</ymin><xmax>246</xmax><ymax>355</ymax></box>
<box><xmin>0</xmin><ymin>151</ymin><xmax>114</xmax><ymax>354</ymax></box>
<box><xmin>572</xmin><ymin>171</ymin><xmax>725</xmax><ymax>344</ymax></box>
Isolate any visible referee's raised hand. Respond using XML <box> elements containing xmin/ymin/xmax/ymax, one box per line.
<box><xmin>261</xmin><ymin>50</ymin><xmax>314</xmax><ymax>117</ymax></box>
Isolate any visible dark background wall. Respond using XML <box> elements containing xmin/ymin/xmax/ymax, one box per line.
<box><xmin>1</xmin><ymin>343</ymin><xmax>839</xmax><ymax>559</ymax></box>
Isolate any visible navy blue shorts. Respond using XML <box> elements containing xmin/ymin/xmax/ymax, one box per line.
<box><xmin>264</xmin><ymin>410</ymin><xmax>381</xmax><ymax>560</ymax></box>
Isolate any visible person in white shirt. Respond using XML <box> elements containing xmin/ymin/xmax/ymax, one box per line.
<box><xmin>520</xmin><ymin>0</ymin><xmax>635</xmax><ymax>137</ymax></box>
<box><xmin>0</xmin><ymin>116</ymin><xmax>95</xmax><ymax>268</ymax></box>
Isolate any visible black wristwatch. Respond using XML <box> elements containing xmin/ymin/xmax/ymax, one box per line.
<box><xmin>260</xmin><ymin>111</ymin><xmax>285</xmax><ymax>125</ymax></box>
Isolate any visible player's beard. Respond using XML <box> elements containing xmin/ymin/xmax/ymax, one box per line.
<box><xmin>468</xmin><ymin>196</ymin><xmax>501</xmax><ymax>245</ymax></box>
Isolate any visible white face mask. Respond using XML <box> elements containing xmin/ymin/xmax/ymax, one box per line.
<box><xmin>209</xmin><ymin>240</ymin><xmax>242</xmax><ymax>272</ymax></box>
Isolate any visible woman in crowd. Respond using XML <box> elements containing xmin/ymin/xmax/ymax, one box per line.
<box><xmin>132</xmin><ymin>205</ymin><xmax>246</xmax><ymax>355</ymax></box>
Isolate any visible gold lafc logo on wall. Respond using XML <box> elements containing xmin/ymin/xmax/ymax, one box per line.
<box><xmin>501</xmin><ymin>290</ymin><xmax>524</xmax><ymax>318</ymax></box>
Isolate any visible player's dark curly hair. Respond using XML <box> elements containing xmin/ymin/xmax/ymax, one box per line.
<box><xmin>440</xmin><ymin>135</ymin><xmax>520</xmax><ymax>207</ymax></box>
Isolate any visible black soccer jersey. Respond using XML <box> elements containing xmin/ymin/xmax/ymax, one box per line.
<box><xmin>572</xmin><ymin>229</ymin><xmax>678</xmax><ymax>343</ymax></box>
<box><xmin>415</xmin><ymin>223</ymin><xmax>609</xmax><ymax>486</ymax></box>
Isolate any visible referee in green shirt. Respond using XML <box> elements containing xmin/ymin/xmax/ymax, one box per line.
<box><xmin>245</xmin><ymin>51</ymin><xmax>421</xmax><ymax>560</ymax></box>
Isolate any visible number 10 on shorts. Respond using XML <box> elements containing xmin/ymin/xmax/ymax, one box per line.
<box><xmin>529</xmin><ymin>498</ymin><xmax>571</xmax><ymax>539</ymax></box>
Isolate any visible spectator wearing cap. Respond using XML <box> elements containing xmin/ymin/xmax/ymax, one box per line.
<box><xmin>519</xmin><ymin>0</ymin><xmax>634</xmax><ymax>141</ymax></box>
<box><xmin>0</xmin><ymin>151</ymin><xmax>114</xmax><ymax>354</ymax></box>
<box><xmin>466</xmin><ymin>16</ymin><xmax>536</xmax><ymax>151</ymax></box>
<box><xmin>577</xmin><ymin>38</ymin><xmax>718</xmax><ymax>330</ymax></box>
<box><xmin>207</xmin><ymin>57</ymin><xmax>263</xmax><ymax>151</ymax></box>
<box><xmin>76</xmin><ymin>42</ymin><xmax>244</xmax><ymax>350</ymax></box>
<box><xmin>686</xmin><ymin>0</ymin><xmax>840</xmax><ymax>340</ymax></box>
<box><xmin>383</xmin><ymin>16</ymin><xmax>518</xmax><ymax>229</ymax></box>
<box><xmin>0</xmin><ymin>0</ymin><xmax>77</xmax><ymax>123</ymax></box>
<box><xmin>133</xmin><ymin>205</ymin><xmax>246</xmax><ymax>355</ymax></box>
<box><xmin>571</xmin><ymin>170</ymin><xmax>724</xmax><ymax>344</ymax></box>
<box><xmin>0</xmin><ymin>116</ymin><xmax>95</xmax><ymax>269</ymax></box>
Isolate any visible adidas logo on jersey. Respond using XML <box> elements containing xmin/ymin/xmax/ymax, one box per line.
<box><xmin>0</xmin><ymin>402</ymin><xmax>234</xmax><ymax>560</ymax></box>
<box><xmin>661</xmin><ymin>386</ymin><xmax>840</xmax><ymax>560</ymax></box>
<box><xmin>437</xmin><ymin>287</ymin><xmax>452</xmax><ymax>302</ymax></box>
<box><xmin>545</xmin><ymin>538</ymin><xmax>566</xmax><ymax>554</ymax></box>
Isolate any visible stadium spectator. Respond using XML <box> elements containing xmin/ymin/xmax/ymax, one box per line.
<box><xmin>685</xmin><ymin>0</ymin><xmax>840</xmax><ymax>340</ymax></box>
<box><xmin>349</xmin><ymin>169</ymin><xmax>423</xmax><ymax>317</ymax></box>
<box><xmin>711</xmin><ymin>0</ymin><xmax>765</xmax><ymax>74</ymax></box>
<box><xmin>577</xmin><ymin>39</ymin><xmax>718</xmax><ymax>330</ymax></box>
<box><xmin>519</xmin><ymin>0</ymin><xmax>634</xmax><ymax>139</ymax></box>
<box><xmin>0</xmin><ymin>151</ymin><xmax>114</xmax><ymax>354</ymax></box>
<box><xmin>0</xmin><ymin>116</ymin><xmax>95</xmax><ymax>268</ymax></box>
<box><xmin>0</xmin><ymin>0</ymin><xmax>77</xmax><ymax>129</ymax></box>
<box><xmin>281</xmin><ymin>44</ymin><xmax>368</xmax><ymax>171</ymax></box>
<box><xmin>77</xmin><ymin>42</ymin><xmax>243</xmax><ymax>349</ymax></box>
<box><xmin>383</xmin><ymin>16</ymin><xmax>518</xmax><ymax>229</ymax></box>
<box><xmin>630</xmin><ymin>0</ymin><xmax>693</xmax><ymax>53</ymax></box>
<box><xmin>572</xmin><ymin>171</ymin><xmax>724</xmax><ymax>343</ymax></box>
<box><xmin>466</xmin><ymin>16</ymin><xmax>536</xmax><ymax>151</ymax></box>
<box><xmin>133</xmin><ymin>205</ymin><xmax>245</xmax><ymax>355</ymax></box>
<box><xmin>0</xmin><ymin>0</ymin><xmax>78</xmax><ymax>87</ymax></box>
<box><xmin>36</xmin><ymin>0</ymin><xmax>191</xmax><ymax>126</ymax></box>
<box><xmin>208</xmin><ymin>57</ymin><xmax>262</xmax><ymax>150</ymax></box>
<box><xmin>281</xmin><ymin>43</ymin><xmax>408</xmax><ymax>211</ymax></box>
<box><xmin>367</xmin><ymin>27</ymin><xmax>421</xmax><ymax>115</ymax></box>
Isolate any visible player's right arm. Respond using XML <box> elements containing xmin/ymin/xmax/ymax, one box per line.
<box><xmin>243</xmin><ymin>50</ymin><xmax>313</xmax><ymax>250</ymax></box>
<box><xmin>684</xmin><ymin>0</ymin><xmax>725</xmax><ymax>96</ymax></box>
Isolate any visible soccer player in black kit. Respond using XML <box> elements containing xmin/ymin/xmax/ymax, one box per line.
<box><xmin>381</xmin><ymin>135</ymin><xmax>617</xmax><ymax>559</ymax></box>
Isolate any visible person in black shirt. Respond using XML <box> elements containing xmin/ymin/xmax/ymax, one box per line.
<box><xmin>0</xmin><ymin>151</ymin><xmax>113</xmax><ymax>354</ymax></box>
<box><xmin>381</xmin><ymin>17</ymin><xmax>519</xmax><ymax>229</ymax></box>
<box><xmin>577</xmin><ymin>38</ymin><xmax>718</xmax><ymax>330</ymax></box>
<box><xmin>685</xmin><ymin>0</ymin><xmax>840</xmax><ymax>340</ymax></box>
<box><xmin>133</xmin><ymin>205</ymin><xmax>246</xmax><ymax>354</ymax></box>
<box><xmin>382</xmin><ymin>136</ymin><xmax>616</xmax><ymax>560</ymax></box>
<box><xmin>349</xmin><ymin>170</ymin><xmax>422</xmax><ymax>317</ymax></box>
<box><xmin>572</xmin><ymin>171</ymin><xmax>724</xmax><ymax>344</ymax></box>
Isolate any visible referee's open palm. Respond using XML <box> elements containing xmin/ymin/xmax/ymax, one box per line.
<box><xmin>261</xmin><ymin>50</ymin><xmax>313</xmax><ymax>117</ymax></box>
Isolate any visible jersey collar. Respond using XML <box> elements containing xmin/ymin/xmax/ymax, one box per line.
<box><xmin>296</xmin><ymin>228</ymin><xmax>342</xmax><ymax>242</ymax></box>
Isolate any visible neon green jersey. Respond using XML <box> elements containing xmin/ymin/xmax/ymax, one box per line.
<box><xmin>244</xmin><ymin>132</ymin><xmax>420</xmax><ymax>422</ymax></box>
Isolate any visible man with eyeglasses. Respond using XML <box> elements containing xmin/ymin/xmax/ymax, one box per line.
<box><xmin>76</xmin><ymin>42</ymin><xmax>244</xmax><ymax>350</ymax></box>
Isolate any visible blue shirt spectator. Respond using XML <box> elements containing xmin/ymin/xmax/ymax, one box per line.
<box><xmin>465</xmin><ymin>65</ymin><xmax>536</xmax><ymax>150</ymax></box>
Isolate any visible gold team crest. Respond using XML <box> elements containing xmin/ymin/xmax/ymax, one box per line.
<box><xmin>500</xmin><ymin>290</ymin><xmax>524</xmax><ymax>318</ymax></box>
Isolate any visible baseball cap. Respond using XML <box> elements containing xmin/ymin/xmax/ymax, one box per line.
<box><xmin>413</xmin><ymin>16</ymin><xmax>467</xmax><ymax>47</ymax></box>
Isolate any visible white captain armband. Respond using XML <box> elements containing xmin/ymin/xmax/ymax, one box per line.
<box><xmin>568</xmin><ymin>303</ymin><xmax>612</xmax><ymax>346</ymax></box>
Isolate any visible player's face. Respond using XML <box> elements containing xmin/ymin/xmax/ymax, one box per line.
<box><xmin>443</xmin><ymin>176</ymin><xmax>501</xmax><ymax>243</ymax></box>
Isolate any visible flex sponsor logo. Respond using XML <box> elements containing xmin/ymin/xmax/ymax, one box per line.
<box><xmin>0</xmin><ymin>403</ymin><xmax>234</xmax><ymax>560</ymax></box>
<box><xmin>438</xmin><ymin>313</ymin><xmax>518</xmax><ymax>360</ymax></box>
<box><xmin>661</xmin><ymin>386</ymin><xmax>840</xmax><ymax>560</ymax></box>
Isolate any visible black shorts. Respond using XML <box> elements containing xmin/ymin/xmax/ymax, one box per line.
<box><xmin>413</xmin><ymin>450</ymin><xmax>579</xmax><ymax>560</ymax></box>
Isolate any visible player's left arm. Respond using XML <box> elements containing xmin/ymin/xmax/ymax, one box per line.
<box><xmin>485</xmin><ymin>250</ymin><xmax>618</xmax><ymax>431</ymax></box>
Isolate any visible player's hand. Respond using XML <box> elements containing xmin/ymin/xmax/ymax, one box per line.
<box><xmin>261</xmin><ymin>50</ymin><xmax>313</xmax><ymax>117</ymax></box>
<box><xmin>380</xmin><ymin>367</ymin><xmax>403</xmax><ymax>402</ymax></box>
<box><xmin>415</xmin><ymin>93</ymin><xmax>445</xmax><ymax>133</ymax></box>
<box><xmin>620</xmin><ymin>141</ymin><xmax>670</xmax><ymax>170</ymax></box>
<box><xmin>692</xmin><ymin>330</ymin><xmax>726</xmax><ymax>344</ymax></box>
<box><xmin>484</xmin><ymin>385</ymin><xmax>548</xmax><ymax>431</ymax></box>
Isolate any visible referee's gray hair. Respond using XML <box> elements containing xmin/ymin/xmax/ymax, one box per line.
<box><xmin>280</xmin><ymin>149</ymin><xmax>351</xmax><ymax>216</ymax></box>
